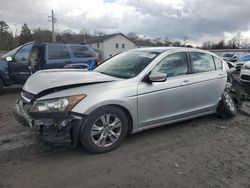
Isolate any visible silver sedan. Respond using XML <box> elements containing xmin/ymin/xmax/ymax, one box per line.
<box><xmin>15</xmin><ymin>47</ymin><xmax>237</xmax><ymax>153</ymax></box>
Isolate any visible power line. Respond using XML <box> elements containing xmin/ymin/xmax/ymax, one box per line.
<box><xmin>48</xmin><ymin>10</ymin><xmax>57</xmax><ymax>42</ymax></box>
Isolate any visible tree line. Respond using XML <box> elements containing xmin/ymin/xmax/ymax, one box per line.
<box><xmin>0</xmin><ymin>20</ymin><xmax>249</xmax><ymax>51</ymax></box>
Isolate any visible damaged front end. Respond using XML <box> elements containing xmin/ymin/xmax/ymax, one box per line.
<box><xmin>15</xmin><ymin>91</ymin><xmax>86</xmax><ymax>147</ymax></box>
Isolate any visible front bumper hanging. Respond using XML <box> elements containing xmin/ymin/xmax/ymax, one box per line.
<box><xmin>14</xmin><ymin>99</ymin><xmax>86</xmax><ymax>147</ymax></box>
<box><xmin>14</xmin><ymin>99</ymin><xmax>34</xmax><ymax>127</ymax></box>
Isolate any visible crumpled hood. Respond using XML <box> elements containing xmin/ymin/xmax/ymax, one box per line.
<box><xmin>23</xmin><ymin>69</ymin><xmax>120</xmax><ymax>95</ymax></box>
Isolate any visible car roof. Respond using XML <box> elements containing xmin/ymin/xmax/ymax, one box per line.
<box><xmin>130</xmin><ymin>47</ymin><xmax>214</xmax><ymax>54</ymax></box>
<box><xmin>42</xmin><ymin>42</ymin><xmax>86</xmax><ymax>46</ymax></box>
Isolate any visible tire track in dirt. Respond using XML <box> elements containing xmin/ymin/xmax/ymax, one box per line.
<box><xmin>0</xmin><ymin>130</ymin><xmax>37</xmax><ymax>152</ymax></box>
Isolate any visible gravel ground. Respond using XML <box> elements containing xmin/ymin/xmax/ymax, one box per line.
<box><xmin>0</xmin><ymin>87</ymin><xmax>250</xmax><ymax>188</ymax></box>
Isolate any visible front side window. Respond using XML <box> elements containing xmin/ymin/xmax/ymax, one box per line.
<box><xmin>122</xmin><ymin>44</ymin><xmax>125</xmax><ymax>49</ymax></box>
<box><xmin>14</xmin><ymin>44</ymin><xmax>33</xmax><ymax>62</ymax></box>
<box><xmin>1</xmin><ymin>46</ymin><xmax>22</xmax><ymax>60</ymax></box>
<box><xmin>48</xmin><ymin>45</ymin><xmax>70</xmax><ymax>60</ymax></box>
<box><xmin>151</xmin><ymin>52</ymin><xmax>188</xmax><ymax>78</ymax></box>
<box><xmin>115</xmin><ymin>43</ymin><xmax>119</xmax><ymax>48</ymax></box>
<box><xmin>94</xmin><ymin>51</ymin><xmax>159</xmax><ymax>79</ymax></box>
<box><xmin>70</xmin><ymin>46</ymin><xmax>94</xmax><ymax>58</ymax></box>
<box><xmin>213</xmin><ymin>57</ymin><xmax>223</xmax><ymax>70</ymax></box>
<box><xmin>190</xmin><ymin>52</ymin><xmax>215</xmax><ymax>73</ymax></box>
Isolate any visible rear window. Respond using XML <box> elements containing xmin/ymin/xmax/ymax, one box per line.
<box><xmin>48</xmin><ymin>45</ymin><xmax>70</xmax><ymax>60</ymax></box>
<box><xmin>70</xmin><ymin>46</ymin><xmax>94</xmax><ymax>58</ymax></box>
<box><xmin>190</xmin><ymin>52</ymin><xmax>216</xmax><ymax>73</ymax></box>
<box><xmin>213</xmin><ymin>57</ymin><xmax>223</xmax><ymax>70</ymax></box>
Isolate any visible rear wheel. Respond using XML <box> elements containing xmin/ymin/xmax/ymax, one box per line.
<box><xmin>217</xmin><ymin>91</ymin><xmax>237</xmax><ymax>118</ymax></box>
<box><xmin>80</xmin><ymin>106</ymin><xmax>128</xmax><ymax>154</ymax></box>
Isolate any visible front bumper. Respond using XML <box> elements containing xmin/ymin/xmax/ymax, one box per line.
<box><xmin>14</xmin><ymin>99</ymin><xmax>86</xmax><ymax>147</ymax></box>
<box><xmin>14</xmin><ymin>99</ymin><xmax>34</xmax><ymax>127</ymax></box>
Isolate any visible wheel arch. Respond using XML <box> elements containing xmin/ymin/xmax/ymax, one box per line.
<box><xmin>105</xmin><ymin>104</ymin><xmax>134</xmax><ymax>134</ymax></box>
<box><xmin>83</xmin><ymin>104</ymin><xmax>134</xmax><ymax>134</ymax></box>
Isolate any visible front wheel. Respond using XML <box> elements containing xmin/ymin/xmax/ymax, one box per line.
<box><xmin>79</xmin><ymin>106</ymin><xmax>128</xmax><ymax>154</ymax></box>
<box><xmin>217</xmin><ymin>91</ymin><xmax>237</xmax><ymax>118</ymax></box>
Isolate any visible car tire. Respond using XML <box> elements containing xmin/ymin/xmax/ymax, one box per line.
<box><xmin>79</xmin><ymin>106</ymin><xmax>128</xmax><ymax>154</ymax></box>
<box><xmin>217</xmin><ymin>91</ymin><xmax>237</xmax><ymax>118</ymax></box>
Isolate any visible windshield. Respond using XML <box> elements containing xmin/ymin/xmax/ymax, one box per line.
<box><xmin>94</xmin><ymin>51</ymin><xmax>159</xmax><ymax>79</ymax></box>
<box><xmin>1</xmin><ymin>45</ymin><xmax>22</xmax><ymax>59</ymax></box>
<box><xmin>237</xmin><ymin>55</ymin><xmax>250</xmax><ymax>62</ymax></box>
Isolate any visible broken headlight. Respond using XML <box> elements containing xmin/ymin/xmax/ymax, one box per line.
<box><xmin>30</xmin><ymin>95</ymin><xmax>86</xmax><ymax>113</ymax></box>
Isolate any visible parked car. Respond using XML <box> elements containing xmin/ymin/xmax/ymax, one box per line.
<box><xmin>239</xmin><ymin>61</ymin><xmax>250</xmax><ymax>97</ymax></box>
<box><xmin>221</xmin><ymin>52</ymin><xmax>238</xmax><ymax>62</ymax></box>
<box><xmin>234</xmin><ymin>54</ymin><xmax>250</xmax><ymax>71</ymax></box>
<box><xmin>0</xmin><ymin>42</ymin><xmax>100</xmax><ymax>90</ymax></box>
<box><xmin>15</xmin><ymin>47</ymin><xmax>237</xmax><ymax>153</ymax></box>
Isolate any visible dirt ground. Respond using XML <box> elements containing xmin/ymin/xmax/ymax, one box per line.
<box><xmin>0</xmin><ymin>87</ymin><xmax>250</xmax><ymax>188</ymax></box>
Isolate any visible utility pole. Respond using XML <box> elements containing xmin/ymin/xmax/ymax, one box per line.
<box><xmin>48</xmin><ymin>10</ymin><xmax>57</xmax><ymax>42</ymax></box>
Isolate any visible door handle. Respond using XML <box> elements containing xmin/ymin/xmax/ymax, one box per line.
<box><xmin>181</xmin><ymin>80</ymin><xmax>191</xmax><ymax>86</ymax></box>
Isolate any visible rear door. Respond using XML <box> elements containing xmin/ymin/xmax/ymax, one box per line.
<box><xmin>138</xmin><ymin>51</ymin><xmax>194</xmax><ymax>128</ymax></box>
<box><xmin>9</xmin><ymin>43</ymin><xmax>34</xmax><ymax>83</ymax></box>
<box><xmin>68</xmin><ymin>45</ymin><xmax>97</xmax><ymax>69</ymax></box>
<box><xmin>46</xmin><ymin>44</ymin><xmax>72</xmax><ymax>69</ymax></box>
<box><xmin>190</xmin><ymin>52</ymin><xmax>227</xmax><ymax>112</ymax></box>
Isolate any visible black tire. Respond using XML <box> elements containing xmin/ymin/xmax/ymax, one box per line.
<box><xmin>217</xmin><ymin>91</ymin><xmax>237</xmax><ymax>118</ymax></box>
<box><xmin>79</xmin><ymin>106</ymin><xmax>128</xmax><ymax>154</ymax></box>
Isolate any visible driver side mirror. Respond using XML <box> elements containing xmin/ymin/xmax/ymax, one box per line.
<box><xmin>6</xmin><ymin>56</ymin><xmax>13</xmax><ymax>62</ymax></box>
<box><xmin>148</xmin><ymin>72</ymin><xmax>167</xmax><ymax>82</ymax></box>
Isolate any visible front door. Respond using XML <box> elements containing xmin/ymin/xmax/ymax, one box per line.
<box><xmin>138</xmin><ymin>52</ymin><xmax>194</xmax><ymax>128</ymax></box>
<box><xmin>9</xmin><ymin>43</ymin><xmax>34</xmax><ymax>84</ymax></box>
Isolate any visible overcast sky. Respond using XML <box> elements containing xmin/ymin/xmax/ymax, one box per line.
<box><xmin>0</xmin><ymin>0</ymin><xmax>250</xmax><ymax>44</ymax></box>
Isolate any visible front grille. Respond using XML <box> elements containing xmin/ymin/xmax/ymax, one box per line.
<box><xmin>241</xmin><ymin>75</ymin><xmax>250</xmax><ymax>81</ymax></box>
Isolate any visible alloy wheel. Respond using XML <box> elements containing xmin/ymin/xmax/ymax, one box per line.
<box><xmin>91</xmin><ymin>114</ymin><xmax>122</xmax><ymax>147</ymax></box>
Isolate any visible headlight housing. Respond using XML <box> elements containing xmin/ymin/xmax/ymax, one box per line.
<box><xmin>30</xmin><ymin>95</ymin><xmax>86</xmax><ymax>113</ymax></box>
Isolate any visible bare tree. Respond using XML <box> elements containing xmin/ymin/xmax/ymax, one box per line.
<box><xmin>0</xmin><ymin>20</ymin><xmax>9</xmax><ymax>34</ymax></box>
<box><xmin>127</xmin><ymin>32</ymin><xmax>139</xmax><ymax>41</ymax></box>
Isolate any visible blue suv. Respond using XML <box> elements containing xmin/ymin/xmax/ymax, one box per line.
<box><xmin>0</xmin><ymin>42</ymin><xmax>101</xmax><ymax>90</ymax></box>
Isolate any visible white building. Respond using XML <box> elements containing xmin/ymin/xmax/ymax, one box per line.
<box><xmin>86</xmin><ymin>33</ymin><xmax>136</xmax><ymax>60</ymax></box>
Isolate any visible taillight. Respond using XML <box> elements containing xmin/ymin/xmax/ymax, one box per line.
<box><xmin>95</xmin><ymin>58</ymin><xmax>101</xmax><ymax>65</ymax></box>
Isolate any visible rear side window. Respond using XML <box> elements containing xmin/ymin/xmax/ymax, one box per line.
<box><xmin>151</xmin><ymin>52</ymin><xmax>188</xmax><ymax>78</ymax></box>
<box><xmin>70</xmin><ymin>46</ymin><xmax>94</xmax><ymax>58</ymax></box>
<box><xmin>48</xmin><ymin>45</ymin><xmax>70</xmax><ymax>60</ymax></box>
<box><xmin>213</xmin><ymin>57</ymin><xmax>223</xmax><ymax>70</ymax></box>
<box><xmin>190</xmin><ymin>52</ymin><xmax>215</xmax><ymax>73</ymax></box>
